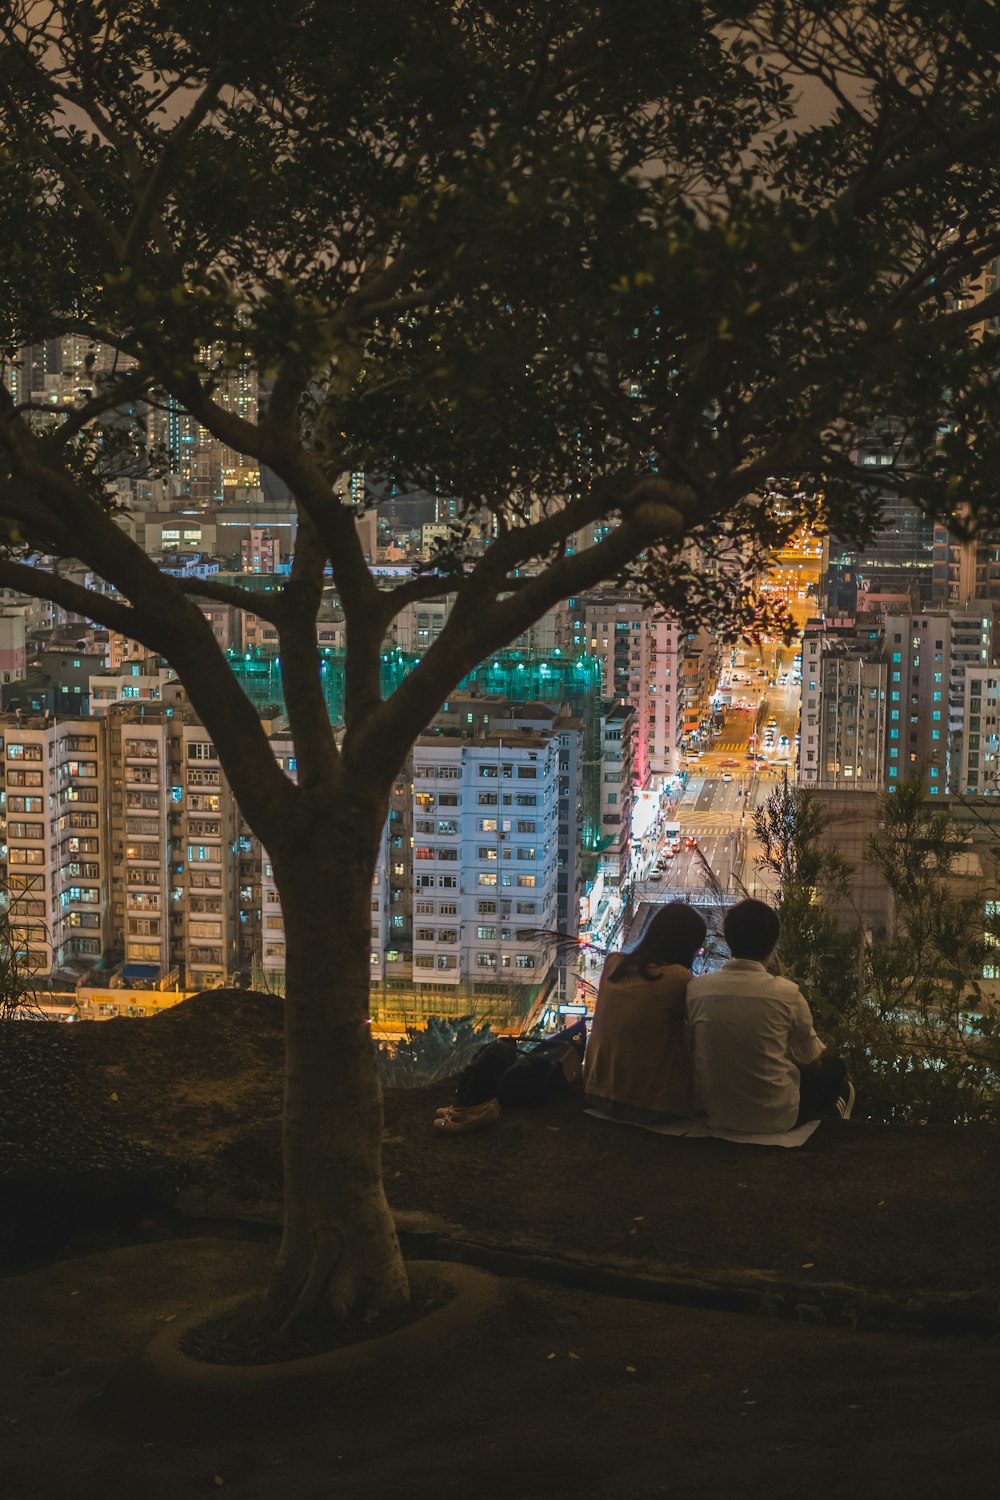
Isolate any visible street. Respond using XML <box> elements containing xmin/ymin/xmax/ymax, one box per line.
<box><xmin>640</xmin><ymin>641</ymin><xmax>804</xmax><ymax>900</ymax></box>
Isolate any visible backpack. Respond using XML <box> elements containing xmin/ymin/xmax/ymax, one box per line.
<box><xmin>454</xmin><ymin>1036</ymin><xmax>519</xmax><ymax>1107</ymax></box>
<box><xmin>455</xmin><ymin>1022</ymin><xmax>587</xmax><ymax>1109</ymax></box>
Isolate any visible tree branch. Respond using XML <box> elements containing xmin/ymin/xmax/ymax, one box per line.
<box><xmin>0</xmin><ymin>557</ymin><xmax>162</xmax><ymax>643</ymax></box>
<box><xmin>834</xmin><ymin>108</ymin><xmax>1000</xmax><ymax>220</ymax></box>
<box><xmin>178</xmin><ymin>577</ymin><xmax>288</xmax><ymax>625</ymax></box>
<box><xmin>377</xmin><ymin>570</ymin><xmax>461</xmax><ymax>626</ymax></box>
<box><xmin>122</xmin><ymin>75</ymin><xmax>225</xmax><ymax>264</ymax></box>
<box><xmin>276</xmin><ymin>516</ymin><xmax>339</xmax><ymax>789</ymax></box>
<box><xmin>348</xmin><ymin>483</ymin><xmax>698</xmax><ymax>776</ymax></box>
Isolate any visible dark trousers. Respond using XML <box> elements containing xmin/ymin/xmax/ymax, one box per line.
<box><xmin>796</xmin><ymin>1052</ymin><xmax>850</xmax><ymax>1124</ymax></box>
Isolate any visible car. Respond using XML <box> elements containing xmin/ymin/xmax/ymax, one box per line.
<box><xmin>648</xmin><ymin>872</ymin><xmax>662</xmax><ymax>883</ymax></box>
<box><xmin>684</xmin><ymin>836</ymin><xmax>698</xmax><ymax>848</ymax></box>
<box><xmin>779</xmin><ymin>735</ymin><xmax>790</xmax><ymax>745</ymax></box>
<box><xmin>661</xmin><ymin>849</ymin><xmax>675</xmax><ymax>862</ymax></box>
<box><xmin>722</xmin><ymin>772</ymin><xmax>733</xmax><ymax>783</ymax></box>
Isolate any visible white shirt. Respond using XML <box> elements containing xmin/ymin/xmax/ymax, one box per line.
<box><xmin>686</xmin><ymin>960</ymin><xmax>824</xmax><ymax>1133</ymax></box>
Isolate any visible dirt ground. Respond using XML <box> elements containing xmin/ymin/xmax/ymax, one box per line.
<box><xmin>5</xmin><ymin>992</ymin><xmax>1000</xmax><ymax>1306</ymax></box>
<box><xmin>383</xmin><ymin>1085</ymin><xmax>1000</xmax><ymax>1301</ymax></box>
<box><xmin>2</xmin><ymin>1236</ymin><xmax>1000</xmax><ymax>1500</ymax></box>
<box><xmin>3</xmin><ymin>994</ymin><xmax>1000</xmax><ymax>1497</ymax></box>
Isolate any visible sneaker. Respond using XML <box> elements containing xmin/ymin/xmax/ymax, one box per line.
<box><xmin>835</xmin><ymin>1080</ymin><xmax>856</xmax><ymax>1120</ymax></box>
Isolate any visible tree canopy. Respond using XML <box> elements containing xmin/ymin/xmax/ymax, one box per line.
<box><xmin>1</xmin><ymin>5</ymin><xmax>999</xmax><ymax>780</ymax></box>
<box><xmin>4</xmin><ymin>0</ymin><xmax>1000</xmax><ymax>1327</ymax></box>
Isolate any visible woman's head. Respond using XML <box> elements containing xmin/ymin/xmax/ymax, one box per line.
<box><xmin>617</xmin><ymin>901</ymin><xmax>707</xmax><ymax>979</ymax></box>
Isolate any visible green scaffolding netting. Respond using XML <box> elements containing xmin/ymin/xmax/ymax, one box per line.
<box><xmin>228</xmin><ymin>646</ymin><xmax>605</xmax><ymax>849</ymax></box>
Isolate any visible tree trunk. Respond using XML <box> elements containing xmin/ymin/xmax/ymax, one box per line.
<box><xmin>267</xmin><ymin>805</ymin><xmax>409</xmax><ymax>1329</ymax></box>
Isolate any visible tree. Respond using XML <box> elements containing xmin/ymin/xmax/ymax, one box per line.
<box><xmin>859</xmin><ymin>777</ymin><xmax>1000</xmax><ymax>1121</ymax></box>
<box><xmin>2</xmin><ymin>1</ymin><xmax>1000</xmax><ymax>1326</ymax></box>
<box><xmin>752</xmin><ymin>776</ymin><xmax>859</xmax><ymax>1034</ymax></box>
<box><xmin>0</xmin><ymin>877</ymin><xmax>49</xmax><ymax>1021</ymax></box>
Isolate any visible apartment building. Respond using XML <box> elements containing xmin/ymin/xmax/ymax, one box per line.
<box><xmin>681</xmin><ymin>629</ymin><xmax>721</xmax><ymax>740</ymax></box>
<box><xmin>597</xmin><ymin>699</ymin><xmax>635</xmax><ymax>902</ymax></box>
<box><xmin>89</xmin><ymin>658</ymin><xmax>176</xmax><ymax>715</ymax></box>
<box><xmin>798</xmin><ymin>616</ymin><xmax>888</xmax><ymax>790</ymax></box>
<box><xmin>438</xmin><ymin>696</ymin><xmax>584</xmax><ymax>947</ymax></box>
<box><xmin>570</xmin><ymin>590</ymin><xmax>683</xmax><ymax>784</ymax></box>
<box><xmin>958</xmin><ymin>666</ymin><xmax>1000</xmax><ymax>794</ymax></box>
<box><xmin>240</xmin><ymin>606</ymin><xmax>345</xmax><ymax>656</ymax></box>
<box><xmin>881</xmin><ymin>603</ymin><xmax>992</xmax><ymax>794</ymax></box>
<box><xmin>241</xmin><ymin>528</ymin><xmax>281</xmax><ymax>574</ymax></box>
<box><xmin>0</xmin><ymin>682</ymin><xmax>247</xmax><ymax>990</ymax></box>
<box><xmin>179</xmin><ymin>721</ymin><xmax>240</xmax><ymax>988</ymax></box>
<box><xmin>0</xmin><ymin>715</ymin><xmax>107</xmax><ymax>976</ymax></box>
<box><xmin>0</xmin><ymin>612</ymin><xmax>26</xmax><ymax>684</ymax></box>
<box><xmin>106</xmin><ymin>708</ymin><xmax>173</xmax><ymax>977</ymax></box>
<box><xmin>410</xmin><ymin>722</ymin><xmax>559</xmax><ymax>989</ymax></box>
<box><xmin>799</xmin><ymin>602</ymin><xmax>994</xmax><ymax>794</ymax></box>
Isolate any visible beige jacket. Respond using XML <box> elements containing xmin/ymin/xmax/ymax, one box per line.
<box><xmin>583</xmin><ymin>956</ymin><xmax>694</xmax><ymax>1121</ymax></box>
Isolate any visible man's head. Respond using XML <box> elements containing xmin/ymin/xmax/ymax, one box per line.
<box><xmin>723</xmin><ymin>899</ymin><xmax>780</xmax><ymax>962</ymax></box>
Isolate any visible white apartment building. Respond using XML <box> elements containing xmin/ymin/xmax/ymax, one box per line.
<box><xmin>387</xmin><ymin>595</ymin><xmax>564</xmax><ymax>660</ymax></box>
<box><xmin>89</xmin><ymin>659</ymin><xmax>176</xmax><ymax>716</ymax></box>
<box><xmin>388</xmin><ymin>596</ymin><xmax>452</xmax><ymax>654</ymax></box>
<box><xmin>597</xmin><ymin>699</ymin><xmax>635</xmax><ymax>902</ymax></box>
<box><xmin>411</xmin><ymin>727</ymin><xmax>559</xmax><ymax>989</ymax></box>
<box><xmin>240</xmin><ymin>607</ymin><xmax>344</xmax><ymax>655</ymax></box>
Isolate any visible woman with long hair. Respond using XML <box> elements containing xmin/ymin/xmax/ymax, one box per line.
<box><xmin>584</xmin><ymin>901</ymin><xmax>707</xmax><ymax>1125</ymax></box>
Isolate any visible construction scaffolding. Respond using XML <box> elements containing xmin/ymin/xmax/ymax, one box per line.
<box><xmin>227</xmin><ymin>646</ymin><xmax>606</xmax><ymax>848</ymax></box>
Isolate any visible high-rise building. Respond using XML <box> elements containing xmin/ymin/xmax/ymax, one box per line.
<box><xmin>824</xmin><ymin>499</ymin><xmax>935</xmax><ymax>608</ymax></box>
<box><xmin>0</xmin><ymin>715</ymin><xmax>107</xmax><ymax>976</ymax></box>
<box><xmin>241</xmin><ymin>527</ymin><xmax>281</xmax><ymax>574</ymax></box>
<box><xmin>179</xmin><ymin>720</ymin><xmax>241</xmax><ymax>988</ymax></box>
<box><xmin>570</xmin><ymin>590</ymin><xmax>684</xmax><ymax>783</ymax></box>
<box><xmin>798</xmin><ymin>602</ymin><xmax>994</xmax><ymax>795</ymax></box>
<box><xmin>958</xmin><ymin>665</ymin><xmax>1000</xmax><ymax>795</ymax></box>
<box><xmin>107</xmin><ymin>709</ymin><xmax>173</xmax><ymax>978</ymax></box>
<box><xmin>798</xmin><ymin>616</ymin><xmax>888</xmax><ymax>790</ymax></box>
<box><xmin>881</xmin><ymin>602</ymin><xmax>992</xmax><ymax>794</ymax></box>
<box><xmin>410</xmin><ymin>718</ymin><xmax>559</xmax><ymax>990</ymax></box>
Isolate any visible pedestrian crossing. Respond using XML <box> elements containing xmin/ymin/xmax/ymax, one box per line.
<box><xmin>672</xmin><ymin>811</ymin><xmax>746</xmax><ymax>837</ymax></box>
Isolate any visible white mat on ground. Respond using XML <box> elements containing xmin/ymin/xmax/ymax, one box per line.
<box><xmin>585</xmin><ymin>1109</ymin><xmax>820</xmax><ymax>1148</ymax></box>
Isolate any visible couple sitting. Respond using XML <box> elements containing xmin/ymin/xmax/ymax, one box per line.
<box><xmin>584</xmin><ymin>899</ymin><xmax>854</xmax><ymax>1135</ymax></box>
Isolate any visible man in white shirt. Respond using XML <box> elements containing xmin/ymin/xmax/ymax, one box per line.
<box><xmin>686</xmin><ymin>899</ymin><xmax>854</xmax><ymax>1134</ymax></box>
